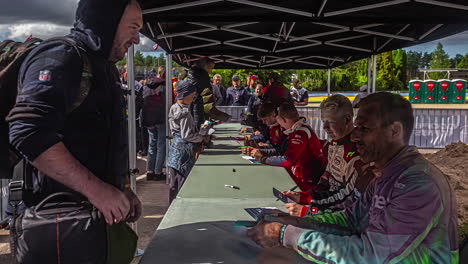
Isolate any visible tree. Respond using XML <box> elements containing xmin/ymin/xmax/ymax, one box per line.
<box><xmin>406</xmin><ymin>51</ymin><xmax>422</xmax><ymax>80</ymax></box>
<box><xmin>116</xmin><ymin>57</ymin><xmax>127</xmax><ymax>66</ymax></box>
<box><xmin>458</xmin><ymin>54</ymin><xmax>468</xmax><ymax>68</ymax></box>
<box><xmin>134</xmin><ymin>51</ymin><xmax>145</xmax><ymax>66</ymax></box>
<box><xmin>421</xmin><ymin>52</ymin><xmax>432</xmax><ymax>69</ymax></box>
<box><xmin>429</xmin><ymin>43</ymin><xmax>451</xmax><ymax>79</ymax></box>
<box><xmin>451</xmin><ymin>54</ymin><xmax>464</xmax><ymax>68</ymax></box>
<box><xmin>144</xmin><ymin>55</ymin><xmax>154</xmax><ymax>67</ymax></box>
<box><xmin>377</xmin><ymin>51</ymin><xmax>395</xmax><ymax>90</ymax></box>
<box><xmin>393</xmin><ymin>49</ymin><xmax>407</xmax><ymax>90</ymax></box>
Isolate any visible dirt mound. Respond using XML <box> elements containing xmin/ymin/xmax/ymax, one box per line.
<box><xmin>425</xmin><ymin>142</ymin><xmax>468</xmax><ymax>224</ymax></box>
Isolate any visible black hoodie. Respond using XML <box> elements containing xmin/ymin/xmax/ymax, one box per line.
<box><xmin>9</xmin><ymin>0</ymin><xmax>132</xmax><ymax>204</ymax></box>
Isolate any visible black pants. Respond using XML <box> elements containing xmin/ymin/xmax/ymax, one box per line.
<box><xmin>168</xmin><ymin>167</ymin><xmax>186</xmax><ymax>204</ymax></box>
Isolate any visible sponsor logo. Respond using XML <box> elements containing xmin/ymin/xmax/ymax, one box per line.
<box><xmin>346</xmin><ymin>151</ymin><xmax>355</xmax><ymax>157</ymax></box>
<box><xmin>310</xmin><ymin>207</ymin><xmax>318</xmax><ymax>214</ymax></box>
<box><xmin>371</xmin><ymin>195</ymin><xmax>388</xmax><ymax>209</ymax></box>
<box><xmin>39</xmin><ymin>70</ymin><xmax>51</xmax><ymax>81</ymax></box>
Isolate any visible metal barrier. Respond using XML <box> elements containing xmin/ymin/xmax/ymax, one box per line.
<box><xmin>218</xmin><ymin>106</ymin><xmax>468</xmax><ymax>148</ymax></box>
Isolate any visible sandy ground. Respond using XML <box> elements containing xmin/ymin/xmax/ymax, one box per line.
<box><xmin>424</xmin><ymin>142</ymin><xmax>468</xmax><ymax>225</ymax></box>
<box><xmin>0</xmin><ymin>156</ymin><xmax>169</xmax><ymax>264</ymax></box>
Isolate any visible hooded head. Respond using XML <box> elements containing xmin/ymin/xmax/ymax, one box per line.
<box><xmin>72</xmin><ymin>0</ymin><xmax>142</xmax><ymax>61</ymax></box>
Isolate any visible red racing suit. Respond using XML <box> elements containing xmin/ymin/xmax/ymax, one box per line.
<box><xmin>261</xmin><ymin>119</ymin><xmax>325</xmax><ymax>191</ymax></box>
<box><xmin>297</xmin><ymin>134</ymin><xmax>374</xmax><ymax>216</ymax></box>
<box><xmin>269</xmin><ymin>123</ymin><xmax>284</xmax><ymax>145</ymax></box>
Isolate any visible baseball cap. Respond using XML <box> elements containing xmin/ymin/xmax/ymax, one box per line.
<box><xmin>232</xmin><ymin>75</ymin><xmax>240</xmax><ymax>81</ymax></box>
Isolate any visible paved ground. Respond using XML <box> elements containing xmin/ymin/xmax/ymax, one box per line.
<box><xmin>0</xmin><ymin>156</ymin><xmax>169</xmax><ymax>264</ymax></box>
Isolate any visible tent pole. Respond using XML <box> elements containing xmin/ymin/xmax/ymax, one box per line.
<box><xmin>327</xmin><ymin>68</ymin><xmax>331</xmax><ymax>96</ymax></box>
<box><xmin>367</xmin><ymin>56</ymin><xmax>372</xmax><ymax>92</ymax></box>
<box><xmin>372</xmin><ymin>54</ymin><xmax>377</xmax><ymax>93</ymax></box>
<box><xmin>165</xmin><ymin>53</ymin><xmax>173</xmax><ymax>184</ymax></box>
<box><xmin>126</xmin><ymin>46</ymin><xmax>138</xmax><ymax>231</ymax></box>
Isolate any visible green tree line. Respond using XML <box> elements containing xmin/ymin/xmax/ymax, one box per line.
<box><xmin>118</xmin><ymin>43</ymin><xmax>468</xmax><ymax>92</ymax></box>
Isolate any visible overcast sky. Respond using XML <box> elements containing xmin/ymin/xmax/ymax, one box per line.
<box><xmin>1</xmin><ymin>0</ymin><xmax>467</xmax><ymax>57</ymax></box>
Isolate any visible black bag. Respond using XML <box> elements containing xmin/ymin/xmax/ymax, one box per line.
<box><xmin>11</xmin><ymin>192</ymin><xmax>107</xmax><ymax>264</ymax></box>
<box><xmin>10</xmin><ymin>192</ymin><xmax>138</xmax><ymax>264</ymax></box>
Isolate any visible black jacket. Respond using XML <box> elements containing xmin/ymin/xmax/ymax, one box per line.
<box><xmin>8</xmin><ymin>0</ymin><xmax>131</xmax><ymax>204</ymax></box>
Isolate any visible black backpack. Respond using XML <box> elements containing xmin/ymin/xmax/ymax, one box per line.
<box><xmin>0</xmin><ymin>37</ymin><xmax>92</xmax><ymax>179</ymax></box>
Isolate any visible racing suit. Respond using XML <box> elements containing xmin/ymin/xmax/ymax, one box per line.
<box><xmin>296</xmin><ymin>134</ymin><xmax>374</xmax><ymax>216</ymax></box>
<box><xmin>282</xmin><ymin>146</ymin><xmax>459</xmax><ymax>264</ymax></box>
<box><xmin>260</xmin><ymin>123</ymin><xmax>288</xmax><ymax>156</ymax></box>
<box><xmin>261</xmin><ymin>119</ymin><xmax>325</xmax><ymax>191</ymax></box>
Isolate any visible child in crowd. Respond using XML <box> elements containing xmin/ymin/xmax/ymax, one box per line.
<box><xmin>283</xmin><ymin>95</ymin><xmax>374</xmax><ymax>216</ymax></box>
<box><xmin>166</xmin><ymin>81</ymin><xmax>208</xmax><ymax>203</ymax></box>
<box><xmin>251</xmin><ymin>103</ymin><xmax>326</xmax><ymax>191</ymax></box>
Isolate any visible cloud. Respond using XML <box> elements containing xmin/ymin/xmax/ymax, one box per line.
<box><xmin>135</xmin><ymin>35</ymin><xmax>157</xmax><ymax>52</ymax></box>
<box><xmin>405</xmin><ymin>30</ymin><xmax>468</xmax><ymax>56</ymax></box>
<box><xmin>0</xmin><ymin>0</ymin><xmax>78</xmax><ymax>26</ymax></box>
<box><xmin>1</xmin><ymin>23</ymin><xmax>71</xmax><ymax>41</ymax></box>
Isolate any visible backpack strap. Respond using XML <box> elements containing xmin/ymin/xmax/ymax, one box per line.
<box><xmin>8</xmin><ymin>37</ymin><xmax>93</xmax><ymax>205</ymax></box>
<box><xmin>39</xmin><ymin>37</ymin><xmax>92</xmax><ymax>113</ymax></box>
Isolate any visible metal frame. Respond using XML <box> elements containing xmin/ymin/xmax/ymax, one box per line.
<box><xmin>165</xmin><ymin>54</ymin><xmax>173</xmax><ymax>186</ymax></box>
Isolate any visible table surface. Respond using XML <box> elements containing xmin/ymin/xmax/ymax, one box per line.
<box><xmin>139</xmin><ymin>123</ymin><xmax>299</xmax><ymax>264</ymax></box>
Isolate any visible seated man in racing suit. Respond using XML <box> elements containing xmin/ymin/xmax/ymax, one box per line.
<box><xmin>251</xmin><ymin>103</ymin><xmax>326</xmax><ymax>191</ymax></box>
<box><xmin>283</xmin><ymin>94</ymin><xmax>374</xmax><ymax>217</ymax></box>
<box><xmin>248</xmin><ymin>92</ymin><xmax>459</xmax><ymax>264</ymax></box>
<box><xmin>243</xmin><ymin>102</ymin><xmax>288</xmax><ymax>155</ymax></box>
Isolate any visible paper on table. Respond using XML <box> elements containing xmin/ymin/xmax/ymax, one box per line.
<box><xmin>241</xmin><ymin>155</ymin><xmax>261</xmax><ymax>164</ymax></box>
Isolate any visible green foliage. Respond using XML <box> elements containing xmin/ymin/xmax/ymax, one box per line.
<box><xmin>451</xmin><ymin>54</ymin><xmax>464</xmax><ymax>68</ymax></box>
<box><xmin>429</xmin><ymin>43</ymin><xmax>451</xmax><ymax>79</ymax></box>
<box><xmin>116</xmin><ymin>57</ymin><xmax>127</xmax><ymax>66</ymax></box>
<box><xmin>377</xmin><ymin>51</ymin><xmax>395</xmax><ymax>90</ymax></box>
<box><xmin>133</xmin><ymin>51</ymin><xmax>145</xmax><ymax>66</ymax></box>
<box><xmin>406</xmin><ymin>51</ymin><xmax>422</xmax><ymax>80</ymax></box>
<box><xmin>393</xmin><ymin>49</ymin><xmax>407</xmax><ymax>90</ymax></box>
<box><xmin>457</xmin><ymin>54</ymin><xmax>468</xmax><ymax>68</ymax></box>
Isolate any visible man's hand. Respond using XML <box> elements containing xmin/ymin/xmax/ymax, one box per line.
<box><xmin>282</xmin><ymin>191</ymin><xmax>301</xmax><ymax>203</ymax></box>
<box><xmin>242</xmin><ymin>146</ymin><xmax>254</xmax><ymax>155</ymax></box>
<box><xmin>253</xmin><ymin>130</ymin><xmax>261</xmax><ymax>136</ymax></box>
<box><xmin>124</xmin><ymin>188</ymin><xmax>142</xmax><ymax>222</ymax></box>
<box><xmin>244</xmin><ymin>134</ymin><xmax>251</xmax><ymax>140</ymax></box>
<box><xmin>87</xmin><ymin>182</ymin><xmax>131</xmax><ymax>225</ymax></box>
<box><xmin>202</xmin><ymin>135</ymin><xmax>211</xmax><ymax>143</ymax></box>
<box><xmin>285</xmin><ymin>203</ymin><xmax>305</xmax><ymax>216</ymax></box>
<box><xmin>251</xmin><ymin>148</ymin><xmax>263</xmax><ymax>161</ymax></box>
<box><xmin>247</xmin><ymin>220</ymin><xmax>283</xmax><ymax>248</ymax></box>
<box><xmin>258</xmin><ymin>142</ymin><xmax>268</xmax><ymax>147</ymax></box>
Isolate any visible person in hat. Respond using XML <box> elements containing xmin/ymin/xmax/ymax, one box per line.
<box><xmin>246</xmin><ymin>74</ymin><xmax>259</xmax><ymax>96</ymax></box>
<box><xmin>226</xmin><ymin>74</ymin><xmax>251</xmax><ymax>106</ymax></box>
<box><xmin>166</xmin><ymin>80</ymin><xmax>209</xmax><ymax>203</ymax></box>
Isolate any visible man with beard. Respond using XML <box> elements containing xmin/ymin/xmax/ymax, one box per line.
<box><xmin>8</xmin><ymin>0</ymin><xmax>143</xmax><ymax>262</ymax></box>
<box><xmin>248</xmin><ymin>92</ymin><xmax>458</xmax><ymax>264</ymax></box>
<box><xmin>226</xmin><ymin>75</ymin><xmax>250</xmax><ymax>106</ymax></box>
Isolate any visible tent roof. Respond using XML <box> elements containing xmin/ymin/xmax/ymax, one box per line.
<box><xmin>139</xmin><ymin>0</ymin><xmax>468</xmax><ymax>69</ymax></box>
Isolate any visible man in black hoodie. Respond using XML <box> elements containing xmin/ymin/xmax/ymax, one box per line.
<box><xmin>9</xmin><ymin>0</ymin><xmax>142</xmax><ymax>232</ymax></box>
